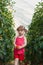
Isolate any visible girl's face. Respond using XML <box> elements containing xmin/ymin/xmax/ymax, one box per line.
<box><xmin>18</xmin><ymin>30</ymin><xmax>25</xmax><ymax>36</ymax></box>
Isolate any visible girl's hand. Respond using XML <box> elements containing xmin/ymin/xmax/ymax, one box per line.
<box><xmin>16</xmin><ymin>45</ymin><xmax>19</xmax><ymax>49</ymax></box>
<box><xmin>14</xmin><ymin>45</ymin><xmax>19</xmax><ymax>49</ymax></box>
<box><xmin>16</xmin><ymin>46</ymin><xmax>22</xmax><ymax>49</ymax></box>
<box><xmin>17</xmin><ymin>46</ymin><xmax>23</xmax><ymax>49</ymax></box>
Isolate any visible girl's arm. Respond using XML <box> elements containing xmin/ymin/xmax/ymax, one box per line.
<box><xmin>21</xmin><ymin>36</ymin><xmax>27</xmax><ymax>48</ymax></box>
<box><xmin>13</xmin><ymin>36</ymin><xmax>16</xmax><ymax>47</ymax></box>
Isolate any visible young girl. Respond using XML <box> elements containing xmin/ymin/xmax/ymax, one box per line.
<box><xmin>13</xmin><ymin>25</ymin><xmax>27</xmax><ymax>65</ymax></box>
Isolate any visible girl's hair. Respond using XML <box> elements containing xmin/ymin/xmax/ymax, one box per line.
<box><xmin>17</xmin><ymin>25</ymin><xmax>27</xmax><ymax>33</ymax></box>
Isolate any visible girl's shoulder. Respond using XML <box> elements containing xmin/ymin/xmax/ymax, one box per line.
<box><xmin>15</xmin><ymin>35</ymin><xmax>26</xmax><ymax>39</ymax></box>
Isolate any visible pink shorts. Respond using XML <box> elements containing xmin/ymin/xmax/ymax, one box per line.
<box><xmin>14</xmin><ymin>54</ymin><xmax>25</xmax><ymax>61</ymax></box>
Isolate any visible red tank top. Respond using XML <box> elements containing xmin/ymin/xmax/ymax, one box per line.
<box><xmin>14</xmin><ymin>36</ymin><xmax>25</xmax><ymax>54</ymax></box>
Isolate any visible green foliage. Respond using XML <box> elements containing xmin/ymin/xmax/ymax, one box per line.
<box><xmin>0</xmin><ymin>0</ymin><xmax>15</xmax><ymax>63</ymax></box>
<box><xmin>26</xmin><ymin>2</ymin><xmax>43</xmax><ymax>65</ymax></box>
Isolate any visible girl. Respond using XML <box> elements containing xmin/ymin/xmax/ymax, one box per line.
<box><xmin>13</xmin><ymin>25</ymin><xmax>27</xmax><ymax>65</ymax></box>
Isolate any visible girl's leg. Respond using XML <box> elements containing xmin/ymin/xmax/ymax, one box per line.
<box><xmin>19</xmin><ymin>54</ymin><xmax>24</xmax><ymax>65</ymax></box>
<box><xmin>19</xmin><ymin>61</ymin><xmax>24</xmax><ymax>65</ymax></box>
<box><xmin>14</xmin><ymin>58</ymin><xmax>19</xmax><ymax>65</ymax></box>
